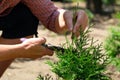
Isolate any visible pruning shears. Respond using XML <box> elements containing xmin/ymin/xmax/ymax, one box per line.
<box><xmin>42</xmin><ymin>43</ymin><xmax>65</xmax><ymax>52</ymax></box>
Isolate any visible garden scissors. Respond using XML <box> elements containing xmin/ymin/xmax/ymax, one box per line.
<box><xmin>42</xmin><ymin>43</ymin><xmax>65</xmax><ymax>52</ymax></box>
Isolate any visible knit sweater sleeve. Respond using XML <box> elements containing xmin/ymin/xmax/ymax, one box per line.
<box><xmin>22</xmin><ymin>0</ymin><xmax>60</xmax><ymax>32</ymax></box>
<box><xmin>0</xmin><ymin>0</ymin><xmax>20</xmax><ymax>15</ymax></box>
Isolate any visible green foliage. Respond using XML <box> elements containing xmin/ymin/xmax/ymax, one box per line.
<box><xmin>112</xmin><ymin>12</ymin><xmax>120</xmax><ymax>27</ymax></box>
<box><xmin>85</xmin><ymin>9</ymin><xmax>94</xmax><ymax>22</ymax></box>
<box><xmin>72</xmin><ymin>0</ymin><xmax>85</xmax><ymax>2</ymax></box>
<box><xmin>114</xmin><ymin>12</ymin><xmax>120</xmax><ymax>19</ymax></box>
<box><xmin>110</xmin><ymin>58</ymin><xmax>120</xmax><ymax>71</ymax></box>
<box><xmin>104</xmin><ymin>27</ymin><xmax>120</xmax><ymax>58</ymax></box>
<box><xmin>104</xmin><ymin>11</ymin><xmax>120</xmax><ymax>63</ymax></box>
<box><xmin>47</xmin><ymin>26</ymin><xmax>110</xmax><ymax>80</ymax></box>
<box><xmin>102</xmin><ymin>0</ymin><xmax>116</xmax><ymax>5</ymax></box>
<box><xmin>104</xmin><ymin>26</ymin><xmax>120</xmax><ymax>71</ymax></box>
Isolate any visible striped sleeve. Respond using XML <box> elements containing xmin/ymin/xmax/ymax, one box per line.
<box><xmin>22</xmin><ymin>0</ymin><xmax>60</xmax><ymax>32</ymax></box>
<box><xmin>0</xmin><ymin>0</ymin><xmax>20</xmax><ymax>14</ymax></box>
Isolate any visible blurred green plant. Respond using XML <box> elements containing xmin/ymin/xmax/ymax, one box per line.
<box><xmin>104</xmin><ymin>11</ymin><xmax>120</xmax><ymax>71</ymax></box>
<box><xmin>102</xmin><ymin>0</ymin><xmax>116</xmax><ymax>5</ymax></box>
<box><xmin>104</xmin><ymin>26</ymin><xmax>120</xmax><ymax>71</ymax></box>
<box><xmin>72</xmin><ymin>0</ymin><xmax>85</xmax><ymax>2</ymax></box>
<box><xmin>114</xmin><ymin>12</ymin><xmax>120</xmax><ymax>20</ymax></box>
<box><xmin>85</xmin><ymin>9</ymin><xmax>94</xmax><ymax>22</ymax></box>
<box><xmin>104</xmin><ymin>27</ymin><xmax>120</xmax><ymax>58</ymax></box>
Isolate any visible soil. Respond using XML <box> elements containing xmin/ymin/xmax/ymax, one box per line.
<box><xmin>1</xmin><ymin>2</ymin><xmax>120</xmax><ymax>80</ymax></box>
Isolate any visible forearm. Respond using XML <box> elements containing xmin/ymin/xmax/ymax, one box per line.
<box><xmin>0</xmin><ymin>37</ymin><xmax>53</xmax><ymax>61</ymax></box>
<box><xmin>0</xmin><ymin>44</ymin><xmax>21</xmax><ymax>61</ymax></box>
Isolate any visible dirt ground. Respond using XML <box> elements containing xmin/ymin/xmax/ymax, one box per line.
<box><xmin>1</xmin><ymin>2</ymin><xmax>120</xmax><ymax>80</ymax></box>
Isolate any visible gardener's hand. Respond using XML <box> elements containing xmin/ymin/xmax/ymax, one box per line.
<box><xmin>64</xmin><ymin>10</ymin><xmax>88</xmax><ymax>37</ymax></box>
<box><xmin>19</xmin><ymin>37</ymin><xmax>53</xmax><ymax>59</ymax></box>
<box><xmin>55</xmin><ymin>9</ymin><xmax>88</xmax><ymax>37</ymax></box>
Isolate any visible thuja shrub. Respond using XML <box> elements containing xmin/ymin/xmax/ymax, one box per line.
<box><xmin>47</xmin><ymin>27</ymin><xmax>111</xmax><ymax>80</ymax></box>
<box><xmin>36</xmin><ymin>6</ymin><xmax>111</xmax><ymax>80</ymax></box>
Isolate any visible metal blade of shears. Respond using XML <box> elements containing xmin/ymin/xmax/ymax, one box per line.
<box><xmin>42</xmin><ymin>44</ymin><xmax>65</xmax><ymax>52</ymax></box>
